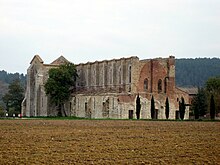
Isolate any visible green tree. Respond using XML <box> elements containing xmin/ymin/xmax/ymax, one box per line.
<box><xmin>191</xmin><ymin>87</ymin><xmax>207</xmax><ymax>119</ymax></box>
<box><xmin>206</xmin><ymin>77</ymin><xmax>220</xmax><ymax>93</ymax></box>
<box><xmin>165</xmin><ymin>97</ymin><xmax>169</xmax><ymax>119</ymax></box>
<box><xmin>45</xmin><ymin>62</ymin><xmax>78</xmax><ymax>116</ymax></box>
<box><xmin>179</xmin><ymin>97</ymin><xmax>186</xmax><ymax>120</ymax></box>
<box><xmin>151</xmin><ymin>96</ymin><xmax>155</xmax><ymax>119</ymax></box>
<box><xmin>2</xmin><ymin>93</ymin><xmax>10</xmax><ymax>112</ymax></box>
<box><xmin>0</xmin><ymin>104</ymin><xmax>4</xmax><ymax>117</ymax></box>
<box><xmin>210</xmin><ymin>94</ymin><xmax>215</xmax><ymax>120</ymax></box>
<box><xmin>2</xmin><ymin>79</ymin><xmax>24</xmax><ymax>115</ymax></box>
<box><xmin>206</xmin><ymin>77</ymin><xmax>220</xmax><ymax>115</ymax></box>
<box><xmin>192</xmin><ymin>96</ymin><xmax>199</xmax><ymax>120</ymax></box>
<box><xmin>136</xmin><ymin>94</ymin><xmax>141</xmax><ymax>119</ymax></box>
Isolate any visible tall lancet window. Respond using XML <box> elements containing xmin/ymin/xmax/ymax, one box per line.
<box><xmin>119</xmin><ymin>67</ymin><xmax>121</xmax><ymax>84</ymax></box>
<box><xmin>128</xmin><ymin>66</ymin><xmax>131</xmax><ymax>83</ymax></box>
<box><xmin>144</xmin><ymin>78</ymin><xmax>148</xmax><ymax>91</ymax></box>
<box><xmin>158</xmin><ymin>79</ymin><xmax>162</xmax><ymax>93</ymax></box>
<box><xmin>164</xmin><ymin>78</ymin><xmax>167</xmax><ymax>93</ymax></box>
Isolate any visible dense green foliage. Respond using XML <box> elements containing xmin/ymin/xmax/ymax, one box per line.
<box><xmin>151</xmin><ymin>96</ymin><xmax>155</xmax><ymax>119</ymax></box>
<box><xmin>191</xmin><ymin>77</ymin><xmax>220</xmax><ymax>120</ymax></box>
<box><xmin>2</xmin><ymin>79</ymin><xmax>24</xmax><ymax>115</ymax></box>
<box><xmin>179</xmin><ymin>97</ymin><xmax>186</xmax><ymax>120</ymax></box>
<box><xmin>165</xmin><ymin>97</ymin><xmax>169</xmax><ymax>119</ymax></box>
<box><xmin>191</xmin><ymin>88</ymin><xmax>208</xmax><ymax>119</ymax></box>
<box><xmin>0</xmin><ymin>82</ymin><xmax>8</xmax><ymax>106</ymax></box>
<box><xmin>136</xmin><ymin>95</ymin><xmax>141</xmax><ymax>119</ymax></box>
<box><xmin>210</xmin><ymin>95</ymin><xmax>215</xmax><ymax>120</ymax></box>
<box><xmin>176</xmin><ymin>58</ymin><xmax>220</xmax><ymax>87</ymax></box>
<box><xmin>206</xmin><ymin>77</ymin><xmax>220</xmax><ymax>116</ymax></box>
<box><xmin>0</xmin><ymin>105</ymin><xmax>4</xmax><ymax>117</ymax></box>
<box><xmin>206</xmin><ymin>77</ymin><xmax>220</xmax><ymax>93</ymax></box>
<box><xmin>0</xmin><ymin>70</ymin><xmax>26</xmax><ymax>107</ymax></box>
<box><xmin>45</xmin><ymin>63</ymin><xmax>78</xmax><ymax>116</ymax></box>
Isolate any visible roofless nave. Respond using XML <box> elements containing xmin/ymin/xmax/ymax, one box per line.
<box><xmin>22</xmin><ymin>55</ymin><xmax>190</xmax><ymax>119</ymax></box>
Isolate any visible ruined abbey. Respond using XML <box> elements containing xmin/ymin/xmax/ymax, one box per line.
<box><xmin>22</xmin><ymin>55</ymin><xmax>191</xmax><ymax>119</ymax></box>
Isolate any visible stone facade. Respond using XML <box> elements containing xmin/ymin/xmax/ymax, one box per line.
<box><xmin>22</xmin><ymin>55</ymin><xmax>190</xmax><ymax>119</ymax></box>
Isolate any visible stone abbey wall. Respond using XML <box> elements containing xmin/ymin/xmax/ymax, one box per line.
<box><xmin>22</xmin><ymin>55</ymin><xmax>190</xmax><ymax>119</ymax></box>
<box><xmin>75</xmin><ymin>56</ymin><xmax>139</xmax><ymax>94</ymax></box>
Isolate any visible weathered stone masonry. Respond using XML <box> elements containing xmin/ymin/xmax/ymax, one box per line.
<box><xmin>22</xmin><ymin>55</ymin><xmax>190</xmax><ymax>119</ymax></box>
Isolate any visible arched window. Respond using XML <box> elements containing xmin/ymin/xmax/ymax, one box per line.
<box><xmin>109</xmin><ymin>68</ymin><xmax>112</xmax><ymax>85</ymax></box>
<box><xmin>128</xmin><ymin>66</ymin><xmax>132</xmax><ymax>92</ymax></box>
<box><xmin>164</xmin><ymin>78</ymin><xmax>167</xmax><ymax>93</ymax></box>
<box><xmin>144</xmin><ymin>78</ymin><xmax>148</xmax><ymax>91</ymax></box>
<box><xmin>128</xmin><ymin>66</ymin><xmax>131</xmax><ymax>83</ymax></box>
<box><xmin>93</xmin><ymin>69</ymin><xmax>96</xmax><ymax>86</ymax></box>
<box><xmin>158</xmin><ymin>79</ymin><xmax>162</xmax><ymax>93</ymax></box>
<box><xmin>119</xmin><ymin>67</ymin><xmax>121</xmax><ymax>84</ymax></box>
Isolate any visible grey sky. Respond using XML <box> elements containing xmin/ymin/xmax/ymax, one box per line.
<box><xmin>0</xmin><ymin>0</ymin><xmax>220</xmax><ymax>73</ymax></box>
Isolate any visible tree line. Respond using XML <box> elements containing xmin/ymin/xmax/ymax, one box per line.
<box><xmin>0</xmin><ymin>70</ymin><xmax>26</xmax><ymax>86</ymax></box>
<box><xmin>176</xmin><ymin>58</ymin><xmax>220</xmax><ymax>87</ymax></box>
<box><xmin>191</xmin><ymin>77</ymin><xmax>220</xmax><ymax>120</ymax></box>
<box><xmin>0</xmin><ymin>79</ymin><xmax>24</xmax><ymax>117</ymax></box>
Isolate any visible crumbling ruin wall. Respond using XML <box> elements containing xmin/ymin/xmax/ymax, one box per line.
<box><xmin>69</xmin><ymin>92</ymin><xmax>183</xmax><ymax>120</ymax></box>
<box><xmin>22</xmin><ymin>55</ymin><xmax>190</xmax><ymax>119</ymax></box>
<box><xmin>75</xmin><ymin>56</ymin><xmax>139</xmax><ymax>94</ymax></box>
<box><xmin>70</xmin><ymin>94</ymin><xmax>121</xmax><ymax>119</ymax></box>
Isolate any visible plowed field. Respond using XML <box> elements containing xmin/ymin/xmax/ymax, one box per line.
<box><xmin>0</xmin><ymin>120</ymin><xmax>219</xmax><ymax>164</ymax></box>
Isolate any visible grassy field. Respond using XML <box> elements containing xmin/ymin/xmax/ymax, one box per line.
<box><xmin>0</xmin><ymin>119</ymin><xmax>219</xmax><ymax>164</ymax></box>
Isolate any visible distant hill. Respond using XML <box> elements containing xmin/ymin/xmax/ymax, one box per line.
<box><xmin>175</xmin><ymin>58</ymin><xmax>220</xmax><ymax>87</ymax></box>
<box><xmin>0</xmin><ymin>70</ymin><xmax>26</xmax><ymax>86</ymax></box>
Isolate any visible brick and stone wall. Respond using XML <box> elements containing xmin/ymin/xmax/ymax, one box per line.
<box><xmin>22</xmin><ymin>55</ymin><xmax>190</xmax><ymax>119</ymax></box>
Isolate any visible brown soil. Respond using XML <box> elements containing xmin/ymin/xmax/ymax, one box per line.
<box><xmin>0</xmin><ymin>120</ymin><xmax>219</xmax><ymax>164</ymax></box>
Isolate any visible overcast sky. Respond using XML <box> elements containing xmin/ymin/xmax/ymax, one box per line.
<box><xmin>0</xmin><ymin>0</ymin><xmax>220</xmax><ymax>73</ymax></box>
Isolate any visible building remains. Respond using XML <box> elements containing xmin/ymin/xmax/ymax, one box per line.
<box><xmin>22</xmin><ymin>55</ymin><xmax>191</xmax><ymax>119</ymax></box>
